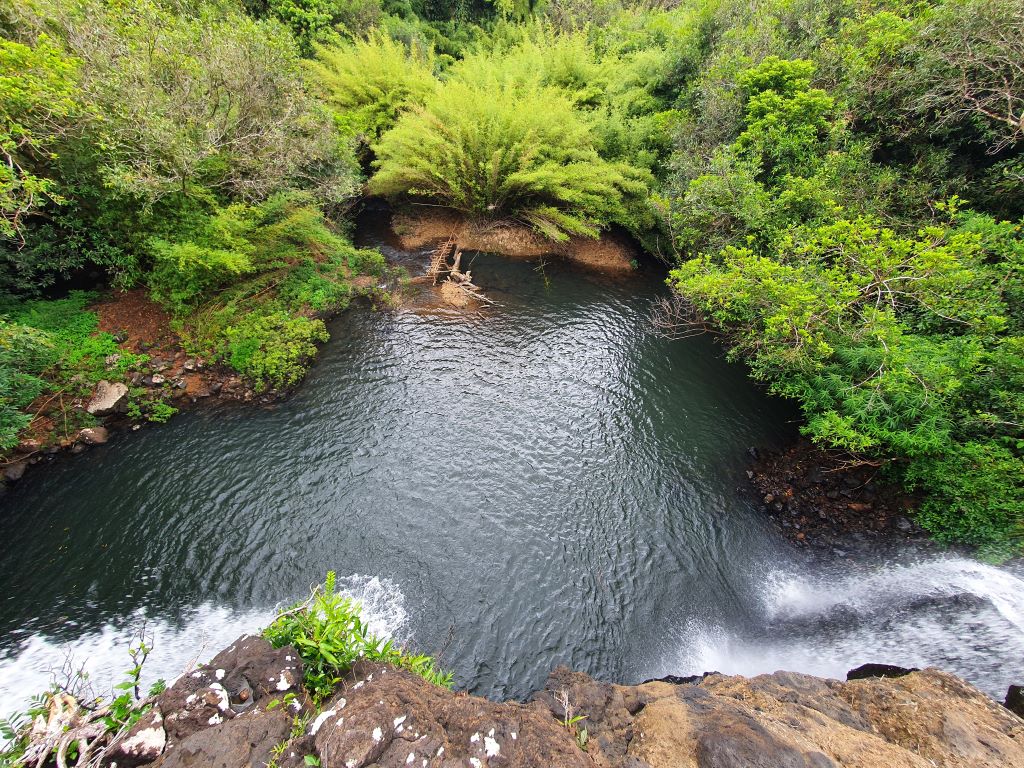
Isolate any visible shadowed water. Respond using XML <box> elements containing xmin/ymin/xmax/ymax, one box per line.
<box><xmin>1</xmin><ymin>245</ymin><xmax>1021</xmax><ymax>713</ymax></box>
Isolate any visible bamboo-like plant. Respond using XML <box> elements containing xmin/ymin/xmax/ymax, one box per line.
<box><xmin>309</xmin><ymin>32</ymin><xmax>437</xmax><ymax>142</ymax></box>
<box><xmin>369</xmin><ymin>78</ymin><xmax>650</xmax><ymax>241</ymax></box>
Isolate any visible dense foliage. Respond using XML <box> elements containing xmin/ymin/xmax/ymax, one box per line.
<box><xmin>1</xmin><ymin>0</ymin><xmax>1021</xmax><ymax>552</ymax></box>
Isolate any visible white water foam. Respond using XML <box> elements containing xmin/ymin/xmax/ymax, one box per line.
<box><xmin>650</xmin><ymin>557</ymin><xmax>1024</xmax><ymax>697</ymax></box>
<box><xmin>0</xmin><ymin>574</ymin><xmax>407</xmax><ymax>719</ymax></box>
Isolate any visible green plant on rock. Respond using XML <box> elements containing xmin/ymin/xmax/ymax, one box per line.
<box><xmin>263</xmin><ymin>571</ymin><xmax>452</xmax><ymax>702</ymax></box>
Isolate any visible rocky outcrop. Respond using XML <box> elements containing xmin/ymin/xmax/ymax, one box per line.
<box><xmin>104</xmin><ymin>635</ymin><xmax>305</xmax><ymax>768</ymax></box>
<box><xmin>107</xmin><ymin>637</ymin><xmax>1024</xmax><ymax>768</ymax></box>
<box><xmin>538</xmin><ymin>666</ymin><xmax>1024</xmax><ymax>768</ymax></box>
<box><xmin>309</xmin><ymin>662</ymin><xmax>591</xmax><ymax>768</ymax></box>
<box><xmin>87</xmin><ymin>381</ymin><xmax>129</xmax><ymax>416</ymax></box>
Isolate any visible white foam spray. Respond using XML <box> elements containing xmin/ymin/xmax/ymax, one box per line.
<box><xmin>0</xmin><ymin>574</ymin><xmax>407</xmax><ymax>719</ymax></box>
<box><xmin>648</xmin><ymin>557</ymin><xmax>1024</xmax><ymax>698</ymax></box>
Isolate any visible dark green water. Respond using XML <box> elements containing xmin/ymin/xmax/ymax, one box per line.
<box><xmin>2</xmin><ymin>239</ymin><xmax>1023</xmax><ymax>709</ymax></box>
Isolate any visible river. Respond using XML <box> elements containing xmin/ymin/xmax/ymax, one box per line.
<box><xmin>1</xmin><ymin>229</ymin><xmax>1022</xmax><ymax>715</ymax></box>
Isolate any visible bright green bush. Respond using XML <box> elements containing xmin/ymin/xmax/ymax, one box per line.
<box><xmin>224</xmin><ymin>311</ymin><xmax>329</xmax><ymax>392</ymax></box>
<box><xmin>670</xmin><ymin>213</ymin><xmax>1024</xmax><ymax>551</ymax></box>
<box><xmin>0</xmin><ymin>319</ymin><xmax>53</xmax><ymax>448</ymax></box>
<box><xmin>264</xmin><ymin>571</ymin><xmax>452</xmax><ymax>702</ymax></box>
<box><xmin>309</xmin><ymin>32</ymin><xmax>436</xmax><ymax>142</ymax></box>
<box><xmin>370</xmin><ymin>78</ymin><xmax>650</xmax><ymax>241</ymax></box>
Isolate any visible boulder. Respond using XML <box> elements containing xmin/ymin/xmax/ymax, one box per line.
<box><xmin>846</xmin><ymin>663</ymin><xmax>919</xmax><ymax>681</ymax></box>
<box><xmin>79</xmin><ymin>427</ymin><xmax>110</xmax><ymax>445</ymax></box>
<box><xmin>536</xmin><ymin>667</ymin><xmax>1024</xmax><ymax>768</ymax></box>
<box><xmin>149</xmin><ymin>708</ymin><xmax>291</xmax><ymax>768</ymax></box>
<box><xmin>102</xmin><ymin>635</ymin><xmax>305</xmax><ymax>767</ymax></box>
<box><xmin>87</xmin><ymin>381</ymin><xmax>129</xmax><ymax>416</ymax></box>
<box><xmin>312</xmin><ymin>662</ymin><xmax>592</xmax><ymax>768</ymax></box>
<box><xmin>1005</xmin><ymin>684</ymin><xmax>1024</xmax><ymax>719</ymax></box>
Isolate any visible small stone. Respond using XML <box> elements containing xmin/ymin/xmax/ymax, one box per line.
<box><xmin>70</xmin><ymin>443</ymin><xmax>86</xmax><ymax>454</ymax></box>
<box><xmin>105</xmin><ymin>353</ymin><xmax>122</xmax><ymax>369</ymax></box>
<box><xmin>745</xmin><ymin>470</ymin><xmax>754</xmax><ymax>480</ymax></box>
<box><xmin>763</xmin><ymin>493</ymin><xmax>775</xmax><ymax>504</ymax></box>
<box><xmin>183</xmin><ymin>359</ymin><xmax>198</xmax><ymax>371</ymax></box>
<box><xmin>151</xmin><ymin>373</ymin><xmax>166</xmax><ymax>385</ymax></box>
<box><xmin>15</xmin><ymin>439</ymin><xmax>41</xmax><ymax>454</ymax></box>
<box><xmin>895</xmin><ymin>516</ymin><xmax>913</xmax><ymax>532</ymax></box>
<box><xmin>3</xmin><ymin>461</ymin><xmax>28</xmax><ymax>481</ymax></box>
<box><xmin>79</xmin><ymin>427</ymin><xmax>110</xmax><ymax>445</ymax></box>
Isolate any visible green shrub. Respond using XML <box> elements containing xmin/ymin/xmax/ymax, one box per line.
<box><xmin>370</xmin><ymin>78</ymin><xmax>650</xmax><ymax>241</ymax></box>
<box><xmin>0</xmin><ymin>319</ymin><xmax>53</xmax><ymax>449</ymax></box>
<box><xmin>309</xmin><ymin>32</ymin><xmax>436</xmax><ymax>143</ymax></box>
<box><xmin>224</xmin><ymin>311</ymin><xmax>329</xmax><ymax>392</ymax></box>
<box><xmin>264</xmin><ymin>571</ymin><xmax>452</xmax><ymax>702</ymax></box>
<box><xmin>669</xmin><ymin>212</ymin><xmax>1024</xmax><ymax>551</ymax></box>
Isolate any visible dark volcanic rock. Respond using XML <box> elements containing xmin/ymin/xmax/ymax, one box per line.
<box><xmin>313</xmin><ymin>661</ymin><xmax>592</xmax><ymax>768</ymax></box>
<box><xmin>846</xmin><ymin>663</ymin><xmax>919</xmax><ymax>681</ymax></box>
<box><xmin>1005</xmin><ymin>684</ymin><xmax>1024</xmax><ymax>718</ymax></box>
<box><xmin>105</xmin><ymin>644</ymin><xmax>1024</xmax><ymax>768</ymax></box>
<box><xmin>151</xmin><ymin>708</ymin><xmax>291</xmax><ymax>768</ymax></box>
<box><xmin>104</xmin><ymin>635</ymin><xmax>304</xmax><ymax>767</ymax></box>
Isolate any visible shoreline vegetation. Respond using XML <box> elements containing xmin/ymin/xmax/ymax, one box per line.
<box><xmin>1</xmin><ymin>0</ymin><xmax>1022</xmax><ymax>562</ymax></box>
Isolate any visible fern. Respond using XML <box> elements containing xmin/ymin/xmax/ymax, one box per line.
<box><xmin>369</xmin><ymin>78</ymin><xmax>650</xmax><ymax>241</ymax></box>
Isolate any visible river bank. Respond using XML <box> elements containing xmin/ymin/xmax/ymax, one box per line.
<box><xmin>743</xmin><ymin>439</ymin><xmax>941</xmax><ymax>560</ymax></box>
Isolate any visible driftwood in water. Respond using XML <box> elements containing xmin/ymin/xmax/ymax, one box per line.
<box><xmin>429</xmin><ymin>239</ymin><xmax>494</xmax><ymax>305</ymax></box>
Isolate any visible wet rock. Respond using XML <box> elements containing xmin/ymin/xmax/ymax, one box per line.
<box><xmin>87</xmin><ymin>380</ymin><xmax>129</xmax><ymax>416</ymax></box>
<box><xmin>15</xmin><ymin>439</ymin><xmax>41</xmax><ymax>454</ymax></box>
<box><xmin>846</xmin><ymin>664</ymin><xmax>919</xmax><ymax>681</ymax></box>
<box><xmin>314</xmin><ymin>661</ymin><xmax>591</xmax><ymax>768</ymax></box>
<box><xmin>894</xmin><ymin>516</ymin><xmax>914</xmax><ymax>532</ymax></box>
<box><xmin>79</xmin><ymin>426</ymin><xmax>110</xmax><ymax>445</ymax></box>
<box><xmin>1005</xmin><ymin>685</ymin><xmax>1024</xmax><ymax>719</ymax></box>
<box><xmin>3</xmin><ymin>460</ymin><xmax>28</xmax><ymax>481</ymax></box>
<box><xmin>70</xmin><ymin>442</ymin><xmax>86</xmax><ymax>454</ymax></box>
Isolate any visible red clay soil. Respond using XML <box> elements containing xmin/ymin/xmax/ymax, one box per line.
<box><xmin>94</xmin><ymin>288</ymin><xmax>178</xmax><ymax>353</ymax></box>
<box><xmin>392</xmin><ymin>209</ymin><xmax>638</xmax><ymax>271</ymax></box>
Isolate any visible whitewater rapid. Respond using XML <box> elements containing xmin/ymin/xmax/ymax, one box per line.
<box><xmin>0</xmin><ymin>574</ymin><xmax>407</xmax><ymax>719</ymax></box>
<box><xmin>650</xmin><ymin>556</ymin><xmax>1024</xmax><ymax>698</ymax></box>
